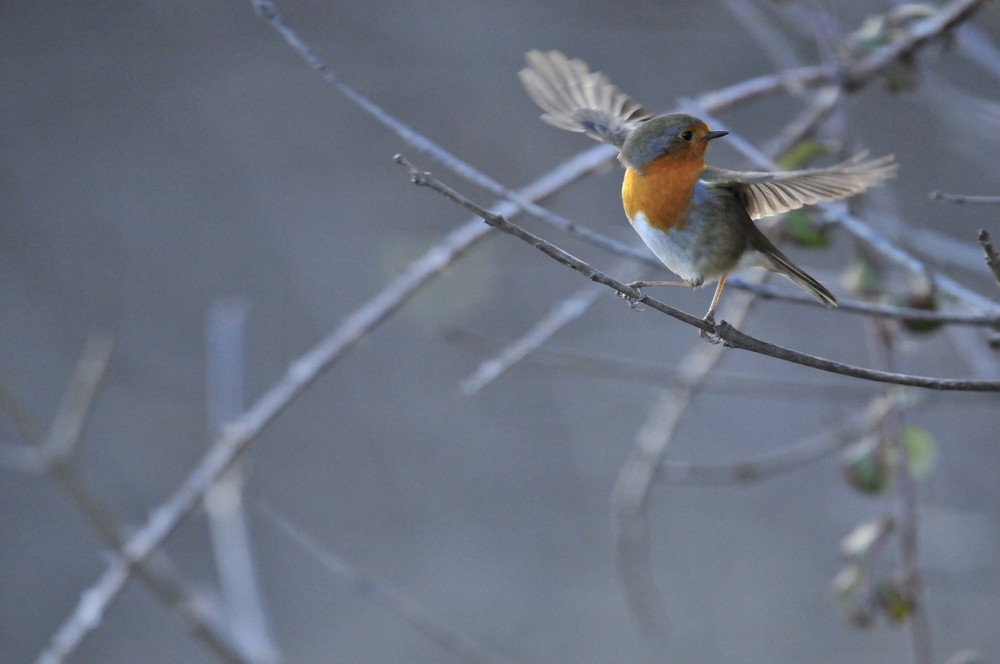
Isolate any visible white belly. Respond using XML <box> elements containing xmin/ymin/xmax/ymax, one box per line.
<box><xmin>629</xmin><ymin>211</ymin><xmax>709</xmax><ymax>285</ymax></box>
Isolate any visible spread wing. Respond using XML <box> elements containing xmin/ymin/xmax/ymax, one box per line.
<box><xmin>518</xmin><ymin>50</ymin><xmax>651</xmax><ymax>149</ymax></box>
<box><xmin>702</xmin><ymin>153</ymin><xmax>898</xmax><ymax>219</ymax></box>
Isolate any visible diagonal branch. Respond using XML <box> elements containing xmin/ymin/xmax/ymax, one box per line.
<box><xmin>460</xmin><ymin>281</ymin><xmax>607</xmax><ymax>396</ymax></box>
<box><xmin>932</xmin><ymin>192</ymin><xmax>1000</xmax><ymax>205</ymax></box>
<box><xmin>396</xmin><ymin>155</ymin><xmax>1000</xmax><ymax>393</ymax></box>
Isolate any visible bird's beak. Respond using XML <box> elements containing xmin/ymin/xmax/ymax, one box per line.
<box><xmin>703</xmin><ymin>130</ymin><xmax>729</xmax><ymax>142</ymax></box>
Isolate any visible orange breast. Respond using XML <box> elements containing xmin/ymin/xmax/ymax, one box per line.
<box><xmin>622</xmin><ymin>155</ymin><xmax>705</xmax><ymax>232</ymax></box>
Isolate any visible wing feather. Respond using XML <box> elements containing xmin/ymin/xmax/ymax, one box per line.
<box><xmin>519</xmin><ymin>50</ymin><xmax>651</xmax><ymax>148</ymax></box>
<box><xmin>702</xmin><ymin>154</ymin><xmax>898</xmax><ymax>219</ymax></box>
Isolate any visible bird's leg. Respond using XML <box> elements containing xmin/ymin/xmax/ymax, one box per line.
<box><xmin>703</xmin><ymin>274</ymin><xmax>727</xmax><ymax>324</ymax></box>
<box><xmin>626</xmin><ymin>279</ymin><xmax>693</xmax><ymax>290</ymax></box>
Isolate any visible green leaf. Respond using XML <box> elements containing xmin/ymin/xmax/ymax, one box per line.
<box><xmin>897</xmin><ymin>289</ymin><xmax>942</xmax><ymax>335</ymax></box>
<box><xmin>875</xmin><ymin>581</ymin><xmax>916</xmax><ymax>624</ymax></box>
<box><xmin>777</xmin><ymin>140</ymin><xmax>829</xmax><ymax>170</ymax></box>
<box><xmin>901</xmin><ymin>426</ymin><xmax>938</xmax><ymax>478</ymax></box>
<box><xmin>783</xmin><ymin>210</ymin><xmax>830</xmax><ymax>248</ymax></box>
<box><xmin>841</xmin><ymin>435</ymin><xmax>893</xmax><ymax>495</ymax></box>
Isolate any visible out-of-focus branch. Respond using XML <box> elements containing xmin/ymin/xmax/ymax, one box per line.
<box><xmin>33</xmin><ymin>131</ymin><xmax>627</xmax><ymax>664</ymax></box>
<box><xmin>659</xmin><ymin>395</ymin><xmax>894</xmax><ymax>485</ymax></box>
<box><xmin>0</xmin><ymin>337</ymin><xmax>260</xmax><ymax>664</ymax></box>
<box><xmin>729</xmin><ymin>277</ymin><xmax>1000</xmax><ymax>326</ymax></box>
<box><xmin>840</xmin><ymin>0</ymin><xmax>989</xmax><ymax>90</ymax></box>
<box><xmin>931</xmin><ymin>192</ymin><xmax>1000</xmax><ymax>205</ymax></box>
<box><xmin>611</xmin><ymin>275</ymin><xmax>761</xmax><ymax>643</ymax></box>
<box><xmin>204</xmin><ymin>301</ymin><xmax>281</xmax><ymax>664</ymax></box>
<box><xmin>977</xmin><ymin>230</ymin><xmax>1000</xmax><ymax>289</ymax></box>
<box><xmin>397</xmin><ymin>155</ymin><xmax>1000</xmax><ymax>392</ymax></box>
<box><xmin>254</xmin><ymin>500</ymin><xmax>523</xmax><ymax>664</ymax></box>
<box><xmin>447</xmin><ymin>328</ymin><xmax>870</xmax><ymax>401</ymax></box>
<box><xmin>460</xmin><ymin>281</ymin><xmax>607</xmax><ymax>396</ymax></box>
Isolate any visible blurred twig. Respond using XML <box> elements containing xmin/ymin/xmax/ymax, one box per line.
<box><xmin>610</xmin><ymin>276</ymin><xmax>762</xmax><ymax>643</ymax></box>
<box><xmin>659</xmin><ymin>395</ymin><xmax>894</xmax><ymax>485</ymax></box>
<box><xmin>0</xmin><ymin>337</ymin><xmax>260</xmax><ymax>664</ymax></box>
<box><xmin>254</xmin><ymin>500</ymin><xmax>523</xmax><ymax>664</ymax></box>
<box><xmin>721</xmin><ymin>0</ymin><xmax>807</xmax><ymax>95</ymax></box>
<box><xmin>205</xmin><ymin>300</ymin><xmax>281</xmax><ymax>664</ymax></box>
<box><xmin>866</xmin><ymin>318</ymin><xmax>932</xmax><ymax>664</ymax></box>
<box><xmin>447</xmin><ymin>328</ymin><xmax>869</xmax><ymax>401</ymax></box>
<box><xmin>397</xmin><ymin>154</ymin><xmax>1000</xmax><ymax>392</ymax></box>
<box><xmin>931</xmin><ymin>192</ymin><xmax>1000</xmax><ymax>205</ymax></box>
<box><xmin>977</xmin><ymin>230</ymin><xmax>1000</xmax><ymax>289</ymax></box>
<box><xmin>840</xmin><ymin>0</ymin><xmax>989</xmax><ymax>90</ymax></box>
<box><xmin>729</xmin><ymin>276</ymin><xmax>1000</xmax><ymax>326</ymax></box>
<box><xmin>460</xmin><ymin>281</ymin><xmax>607</xmax><ymax>396</ymax></box>
<box><xmin>33</xmin><ymin>137</ymin><xmax>620</xmax><ymax>664</ymax></box>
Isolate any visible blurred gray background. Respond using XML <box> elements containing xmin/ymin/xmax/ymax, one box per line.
<box><xmin>3</xmin><ymin>1</ymin><xmax>1000</xmax><ymax>662</ymax></box>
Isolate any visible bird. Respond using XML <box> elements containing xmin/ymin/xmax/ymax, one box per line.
<box><xmin>518</xmin><ymin>49</ymin><xmax>897</xmax><ymax>323</ymax></box>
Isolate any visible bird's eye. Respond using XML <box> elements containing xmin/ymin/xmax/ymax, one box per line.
<box><xmin>680</xmin><ymin>130</ymin><xmax>693</xmax><ymax>141</ymax></box>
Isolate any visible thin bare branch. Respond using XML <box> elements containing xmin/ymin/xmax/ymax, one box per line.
<box><xmin>254</xmin><ymin>500</ymin><xmax>523</xmax><ymax>664</ymax></box>
<box><xmin>840</xmin><ymin>0</ymin><xmax>990</xmax><ymax>90</ymax></box>
<box><xmin>447</xmin><ymin>328</ymin><xmax>870</xmax><ymax>401</ymax></box>
<box><xmin>931</xmin><ymin>192</ymin><xmax>1000</xmax><ymax>205</ymax></box>
<box><xmin>204</xmin><ymin>300</ymin><xmax>281</xmax><ymax>664</ymax></box>
<box><xmin>660</xmin><ymin>396</ymin><xmax>894</xmax><ymax>485</ymax></box>
<box><xmin>1</xmin><ymin>338</ymin><xmax>259</xmax><ymax>664</ymax></box>
<box><xmin>763</xmin><ymin>86</ymin><xmax>841</xmax><ymax>158</ymax></box>
<box><xmin>39</xmin><ymin>335</ymin><xmax>114</xmax><ymax>463</ymax></box>
<box><xmin>729</xmin><ymin>276</ymin><xmax>1000</xmax><ymax>326</ymax></box>
<box><xmin>397</xmin><ymin>154</ymin><xmax>1000</xmax><ymax>392</ymax></box>
<box><xmin>866</xmin><ymin>322</ymin><xmax>932</xmax><ymax>664</ymax></box>
<box><xmin>460</xmin><ymin>282</ymin><xmax>606</xmax><ymax>396</ymax></box>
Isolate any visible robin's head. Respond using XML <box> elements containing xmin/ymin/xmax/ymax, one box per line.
<box><xmin>619</xmin><ymin>114</ymin><xmax>728</xmax><ymax>172</ymax></box>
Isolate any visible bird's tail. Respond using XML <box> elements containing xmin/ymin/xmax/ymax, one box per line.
<box><xmin>762</xmin><ymin>247</ymin><xmax>838</xmax><ymax>307</ymax></box>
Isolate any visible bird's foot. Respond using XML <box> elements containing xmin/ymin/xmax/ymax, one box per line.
<box><xmin>619</xmin><ymin>281</ymin><xmax>646</xmax><ymax>310</ymax></box>
<box><xmin>699</xmin><ymin>312</ymin><xmax>722</xmax><ymax>344</ymax></box>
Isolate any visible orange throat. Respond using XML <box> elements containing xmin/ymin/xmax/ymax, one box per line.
<box><xmin>622</xmin><ymin>156</ymin><xmax>705</xmax><ymax>232</ymax></box>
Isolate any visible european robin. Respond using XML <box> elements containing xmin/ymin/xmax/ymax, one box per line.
<box><xmin>519</xmin><ymin>50</ymin><xmax>897</xmax><ymax>321</ymax></box>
